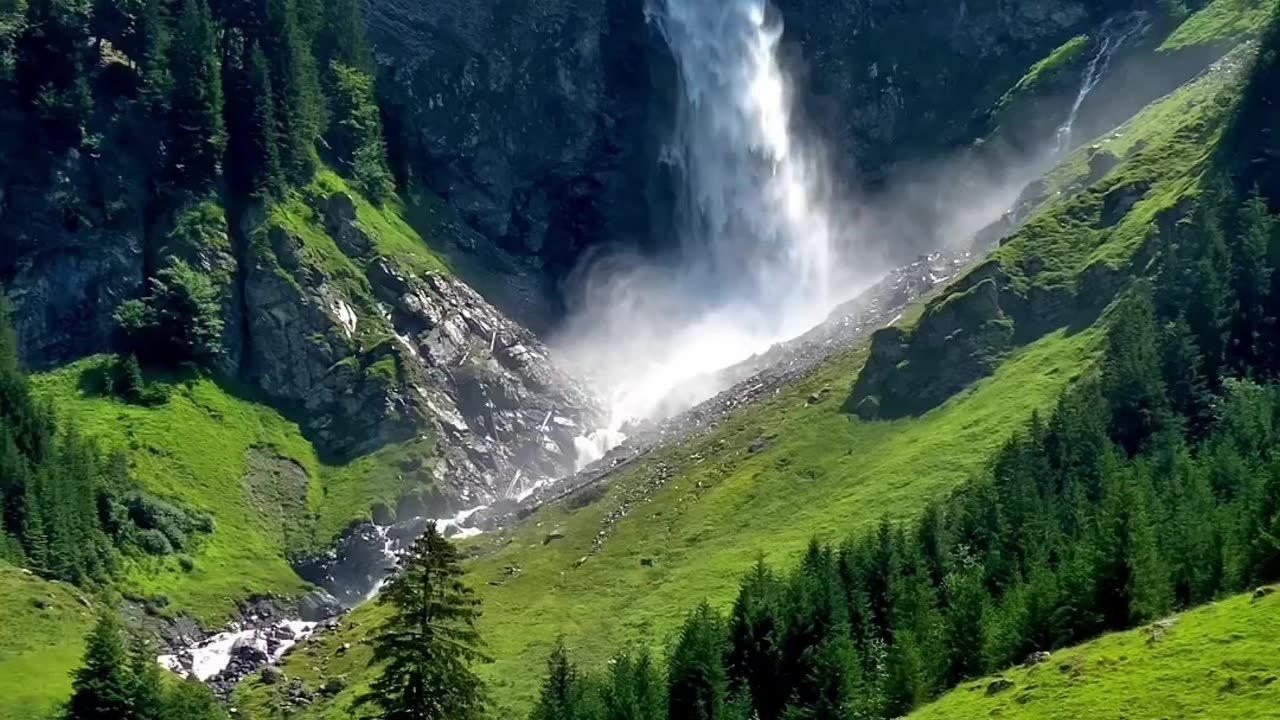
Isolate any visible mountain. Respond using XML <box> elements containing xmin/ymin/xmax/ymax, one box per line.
<box><xmin>1</xmin><ymin>0</ymin><xmax>1278</xmax><ymax>719</ymax></box>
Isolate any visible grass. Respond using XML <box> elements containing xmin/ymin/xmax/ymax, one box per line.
<box><xmin>1160</xmin><ymin>0</ymin><xmax>1280</xmax><ymax>52</ymax></box>
<box><xmin>993</xmin><ymin>34</ymin><xmax>1089</xmax><ymax>113</ymax></box>
<box><xmin>233</xmin><ymin>37</ymin><xmax>1260</xmax><ymax>720</ymax></box>
<box><xmin>0</xmin><ymin>561</ymin><xmax>95</xmax><ymax>720</ymax></box>
<box><xmin>910</xmin><ymin>588</ymin><xmax>1280</xmax><ymax>719</ymax></box>
<box><xmin>991</xmin><ymin>45</ymin><xmax>1245</xmax><ymax>294</ymax></box>
<box><xmin>31</xmin><ymin>361</ymin><xmax>322</xmax><ymax>622</ymax></box>
<box><xmin>236</xmin><ymin>322</ymin><xmax>1101</xmax><ymax>718</ymax></box>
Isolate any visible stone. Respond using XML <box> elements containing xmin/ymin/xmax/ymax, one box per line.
<box><xmin>986</xmin><ymin>677</ymin><xmax>1015</xmax><ymax>696</ymax></box>
<box><xmin>640</xmin><ymin>558</ymin><xmax>654</xmax><ymax>567</ymax></box>
<box><xmin>1253</xmin><ymin>586</ymin><xmax>1275</xmax><ymax>600</ymax></box>
<box><xmin>230</xmin><ymin>636</ymin><xmax>269</xmax><ymax>666</ymax></box>
<box><xmin>336</xmin><ymin>642</ymin><xmax>351</xmax><ymax>657</ymax></box>
<box><xmin>320</xmin><ymin>675</ymin><xmax>349</xmax><ymax>697</ymax></box>
<box><xmin>543</xmin><ymin>527</ymin><xmax>566</xmax><ymax>545</ymax></box>
<box><xmin>1025</xmin><ymin>651</ymin><xmax>1051</xmax><ymax>666</ymax></box>
<box><xmin>259</xmin><ymin>666</ymin><xmax>284</xmax><ymax>685</ymax></box>
<box><xmin>297</xmin><ymin>589</ymin><xmax>343</xmax><ymax>622</ymax></box>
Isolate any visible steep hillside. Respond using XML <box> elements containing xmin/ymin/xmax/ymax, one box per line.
<box><xmin>234</xmin><ymin>18</ymin><xmax>1257</xmax><ymax>716</ymax></box>
<box><xmin>909</xmin><ymin>588</ymin><xmax>1280</xmax><ymax>720</ymax></box>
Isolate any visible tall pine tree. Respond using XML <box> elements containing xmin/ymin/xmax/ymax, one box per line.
<box><xmin>357</xmin><ymin>522</ymin><xmax>490</xmax><ymax>720</ymax></box>
<box><xmin>169</xmin><ymin>0</ymin><xmax>227</xmax><ymax>194</ymax></box>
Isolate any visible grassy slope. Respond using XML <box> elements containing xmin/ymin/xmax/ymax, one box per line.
<box><xmin>236</xmin><ymin>326</ymin><xmax>1098</xmax><ymax>719</ymax></box>
<box><xmin>1161</xmin><ymin>0</ymin><xmax>1280</xmax><ymax>51</ymax></box>
<box><xmin>235</xmin><ymin>31</ymin><xmax>1254</xmax><ymax>718</ymax></box>
<box><xmin>31</xmin><ymin>362</ymin><xmax>321</xmax><ymax>621</ymax></box>
<box><xmin>910</xmin><ymin>589</ymin><xmax>1280</xmax><ymax>720</ymax></box>
<box><xmin>0</xmin><ymin>562</ymin><xmax>95</xmax><ymax>720</ymax></box>
<box><xmin>0</xmin><ymin>172</ymin><xmax>464</xmax><ymax>720</ymax></box>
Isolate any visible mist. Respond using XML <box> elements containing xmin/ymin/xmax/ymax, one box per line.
<box><xmin>551</xmin><ymin>0</ymin><xmax>1158</xmax><ymax>468</ymax></box>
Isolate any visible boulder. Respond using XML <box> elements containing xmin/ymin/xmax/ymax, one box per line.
<box><xmin>298</xmin><ymin>589</ymin><xmax>343</xmax><ymax>622</ymax></box>
<box><xmin>986</xmin><ymin>677</ymin><xmax>1015</xmax><ymax>696</ymax></box>
<box><xmin>259</xmin><ymin>666</ymin><xmax>284</xmax><ymax>685</ymax></box>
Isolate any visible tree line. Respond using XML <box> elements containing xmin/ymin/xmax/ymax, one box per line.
<box><xmin>7</xmin><ymin>0</ymin><xmax>392</xmax><ymax>203</ymax></box>
<box><xmin>0</xmin><ymin>293</ymin><xmax>216</xmax><ymax>583</ymax></box>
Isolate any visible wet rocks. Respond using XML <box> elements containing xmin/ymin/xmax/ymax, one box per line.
<box><xmin>297</xmin><ymin>590</ymin><xmax>344</xmax><ymax>623</ymax></box>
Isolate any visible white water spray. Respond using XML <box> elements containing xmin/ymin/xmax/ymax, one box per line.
<box><xmin>562</xmin><ymin>0</ymin><xmax>842</xmax><ymax>458</ymax></box>
<box><xmin>1054</xmin><ymin>12</ymin><xmax>1150</xmax><ymax>155</ymax></box>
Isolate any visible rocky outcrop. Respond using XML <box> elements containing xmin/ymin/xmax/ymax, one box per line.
<box><xmin>236</xmin><ymin>190</ymin><xmax>602</xmax><ymax>505</ymax></box>
<box><xmin>850</xmin><ymin>277</ymin><xmax>1015</xmax><ymax>419</ymax></box>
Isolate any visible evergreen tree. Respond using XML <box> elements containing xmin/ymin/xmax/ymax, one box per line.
<box><xmin>1228</xmin><ymin>195</ymin><xmax>1274</xmax><ymax>374</ymax></box>
<box><xmin>726</xmin><ymin>560</ymin><xmax>784</xmax><ymax>720</ymax></box>
<box><xmin>327</xmin><ymin>62</ymin><xmax>394</xmax><ymax>201</ymax></box>
<box><xmin>316</xmin><ymin>0</ymin><xmax>372</xmax><ymax>73</ymax></box>
<box><xmin>532</xmin><ymin>640</ymin><xmax>589</xmax><ymax>720</ymax></box>
<box><xmin>1158</xmin><ymin>316</ymin><xmax>1215</xmax><ymax>437</ymax></box>
<box><xmin>782</xmin><ymin>630</ymin><xmax>863</xmax><ymax>720</ymax></box>
<box><xmin>942</xmin><ymin>560</ymin><xmax>988</xmax><ymax>684</ymax></box>
<box><xmin>65</xmin><ymin>613</ymin><xmax>136</xmax><ymax>720</ymax></box>
<box><xmin>168</xmin><ymin>0</ymin><xmax>226</xmax><ymax>193</ymax></box>
<box><xmin>603</xmin><ymin>651</ymin><xmax>665</xmax><ymax>720</ymax></box>
<box><xmin>263</xmin><ymin>0</ymin><xmax>322</xmax><ymax>180</ymax></box>
<box><xmin>668</xmin><ymin>604</ymin><xmax>729</xmax><ymax>720</ymax></box>
<box><xmin>357</xmin><ymin>522</ymin><xmax>490</xmax><ymax>720</ymax></box>
<box><xmin>137</xmin><ymin>0</ymin><xmax>173</xmax><ymax>115</ymax></box>
<box><xmin>15</xmin><ymin>0</ymin><xmax>92</xmax><ymax>145</ymax></box>
<box><xmin>1103</xmin><ymin>287</ymin><xmax>1170</xmax><ymax>456</ymax></box>
<box><xmin>224</xmin><ymin>41</ymin><xmax>281</xmax><ymax>197</ymax></box>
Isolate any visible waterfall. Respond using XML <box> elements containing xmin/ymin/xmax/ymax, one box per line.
<box><xmin>1054</xmin><ymin>12</ymin><xmax>1150</xmax><ymax>156</ymax></box>
<box><xmin>561</xmin><ymin>0</ymin><xmax>840</xmax><ymax>461</ymax></box>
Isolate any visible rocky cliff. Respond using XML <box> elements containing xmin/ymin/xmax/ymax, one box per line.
<box><xmin>364</xmin><ymin>0</ymin><xmax>1171</xmax><ymax>304</ymax></box>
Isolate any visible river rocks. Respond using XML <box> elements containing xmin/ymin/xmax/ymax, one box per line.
<box><xmin>259</xmin><ymin>666</ymin><xmax>284</xmax><ymax>685</ymax></box>
<box><xmin>298</xmin><ymin>590</ymin><xmax>344</xmax><ymax>622</ymax></box>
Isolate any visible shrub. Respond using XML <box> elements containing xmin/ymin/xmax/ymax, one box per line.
<box><xmin>114</xmin><ymin>260</ymin><xmax>225</xmax><ymax>368</ymax></box>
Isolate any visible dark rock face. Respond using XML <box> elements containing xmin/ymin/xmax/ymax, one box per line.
<box><xmin>365</xmin><ymin>0</ymin><xmax>1123</xmax><ymax>301</ymax></box>
<box><xmin>366</xmin><ymin>0</ymin><xmax>671</xmax><ymax>327</ymax></box>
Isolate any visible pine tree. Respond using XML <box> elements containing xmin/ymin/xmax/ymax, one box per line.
<box><xmin>532</xmin><ymin>640</ymin><xmax>586</xmax><ymax>720</ymax></box>
<box><xmin>603</xmin><ymin>651</ymin><xmax>665</xmax><ymax>720</ymax></box>
<box><xmin>1159</xmin><ymin>316</ymin><xmax>1215</xmax><ymax>437</ymax></box>
<box><xmin>1228</xmin><ymin>195</ymin><xmax>1274</xmax><ymax>375</ymax></box>
<box><xmin>327</xmin><ymin>62</ymin><xmax>394</xmax><ymax>201</ymax></box>
<box><xmin>137</xmin><ymin>0</ymin><xmax>174</xmax><ymax>115</ymax></box>
<box><xmin>129</xmin><ymin>636</ymin><xmax>168</xmax><ymax>720</ymax></box>
<box><xmin>668</xmin><ymin>603</ymin><xmax>729</xmax><ymax>720</ymax></box>
<box><xmin>1103</xmin><ymin>286</ymin><xmax>1171</xmax><ymax>456</ymax></box>
<box><xmin>942</xmin><ymin>560</ymin><xmax>988</xmax><ymax>684</ymax></box>
<box><xmin>357</xmin><ymin>522</ymin><xmax>490</xmax><ymax>720</ymax></box>
<box><xmin>65</xmin><ymin>612</ymin><xmax>136</xmax><ymax>720</ymax></box>
<box><xmin>225</xmin><ymin>41</ymin><xmax>282</xmax><ymax>197</ymax></box>
<box><xmin>169</xmin><ymin>0</ymin><xmax>226</xmax><ymax>194</ymax></box>
<box><xmin>316</xmin><ymin>0</ymin><xmax>372</xmax><ymax>73</ymax></box>
<box><xmin>15</xmin><ymin>0</ymin><xmax>92</xmax><ymax>146</ymax></box>
<box><xmin>726</xmin><ymin>560</ymin><xmax>784</xmax><ymax>720</ymax></box>
<box><xmin>263</xmin><ymin>0</ymin><xmax>322</xmax><ymax>180</ymax></box>
<box><xmin>782</xmin><ymin>630</ymin><xmax>863</xmax><ymax>720</ymax></box>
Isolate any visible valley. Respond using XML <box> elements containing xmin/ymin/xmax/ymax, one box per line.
<box><xmin>2</xmin><ymin>0</ymin><xmax>1280</xmax><ymax>719</ymax></box>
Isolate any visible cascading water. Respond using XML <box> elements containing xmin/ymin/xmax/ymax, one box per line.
<box><xmin>1054</xmin><ymin>12</ymin><xmax>1150</xmax><ymax>156</ymax></box>
<box><xmin>564</xmin><ymin>0</ymin><xmax>840</xmax><ymax>464</ymax></box>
